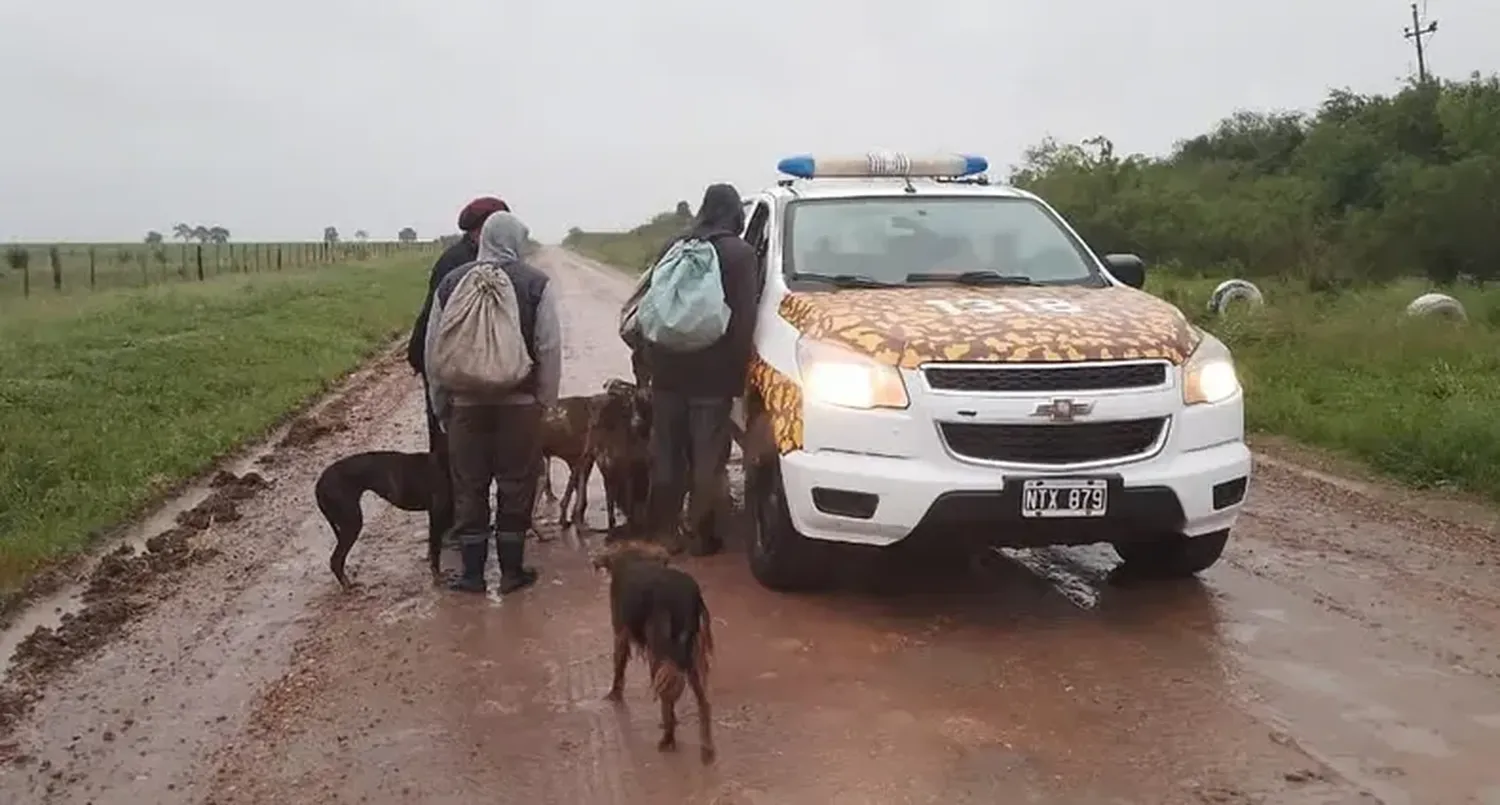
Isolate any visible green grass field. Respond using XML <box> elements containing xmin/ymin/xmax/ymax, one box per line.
<box><xmin>0</xmin><ymin>248</ymin><xmax>434</xmax><ymax>594</ymax></box>
<box><xmin>566</xmin><ymin>228</ymin><xmax>1500</xmax><ymax>504</ymax></box>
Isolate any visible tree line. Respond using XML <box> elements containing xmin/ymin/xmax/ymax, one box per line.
<box><xmin>1009</xmin><ymin>73</ymin><xmax>1500</xmax><ymax>287</ymax></box>
<box><xmin>124</xmin><ymin>225</ymin><xmax>426</xmax><ymax>246</ymax></box>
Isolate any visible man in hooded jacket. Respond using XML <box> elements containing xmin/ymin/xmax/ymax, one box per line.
<box><xmin>407</xmin><ymin>196</ymin><xmax>509</xmax><ymax>551</ymax></box>
<box><xmin>424</xmin><ymin>211</ymin><xmax>561</xmax><ymax>594</ymax></box>
<box><xmin>635</xmin><ymin>184</ymin><xmax>759</xmax><ymax>556</ymax></box>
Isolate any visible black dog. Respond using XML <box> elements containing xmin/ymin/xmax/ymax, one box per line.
<box><xmin>316</xmin><ymin>450</ymin><xmax>447</xmax><ymax>588</ymax></box>
<box><xmin>594</xmin><ymin>540</ymin><xmax>715</xmax><ymax>763</ymax></box>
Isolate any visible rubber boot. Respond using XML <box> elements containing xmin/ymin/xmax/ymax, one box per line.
<box><xmin>448</xmin><ymin>541</ymin><xmax>488</xmax><ymax>593</ymax></box>
<box><xmin>495</xmin><ymin>535</ymin><xmax>538</xmax><ymax>595</ymax></box>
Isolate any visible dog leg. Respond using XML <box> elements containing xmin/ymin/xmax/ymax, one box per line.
<box><xmin>605</xmin><ymin>630</ymin><xmax>629</xmax><ymax>702</ymax></box>
<box><xmin>322</xmin><ymin>496</ymin><xmax>363</xmax><ymax>590</ymax></box>
<box><xmin>427</xmin><ymin>529</ymin><xmax>444</xmax><ymax>583</ymax></box>
<box><xmin>604</xmin><ymin>473</ymin><xmax>619</xmax><ymax>540</ymax></box>
<box><xmin>655</xmin><ymin>661</ymin><xmax>678</xmax><ymax>752</ymax></box>
<box><xmin>538</xmin><ymin>455</ymin><xmax>557</xmax><ymax>506</ymax></box>
<box><xmin>571</xmin><ymin>458</ymin><xmax>593</xmax><ymax>531</ymax></box>
<box><xmin>557</xmin><ymin>462</ymin><xmax>577</xmax><ymax>528</ymax></box>
<box><xmin>689</xmin><ymin>670</ymin><xmax>714</xmax><ymax>764</ymax></box>
<box><xmin>330</xmin><ymin>524</ymin><xmax>358</xmax><ymax>590</ymax></box>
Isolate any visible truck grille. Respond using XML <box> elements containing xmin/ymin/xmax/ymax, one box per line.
<box><xmin>923</xmin><ymin>362</ymin><xmax>1167</xmax><ymax>393</ymax></box>
<box><xmin>940</xmin><ymin>418</ymin><xmax>1167</xmax><ymax>465</ymax></box>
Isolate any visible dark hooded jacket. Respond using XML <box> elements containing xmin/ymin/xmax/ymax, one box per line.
<box><xmin>405</xmin><ymin>198</ymin><xmax>510</xmax><ymax>374</ymax></box>
<box><xmin>407</xmin><ymin>237</ymin><xmax>475</xmax><ymax>374</ymax></box>
<box><xmin>641</xmin><ymin>183</ymin><xmax>759</xmax><ymax>398</ymax></box>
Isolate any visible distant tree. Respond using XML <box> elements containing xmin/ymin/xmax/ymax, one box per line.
<box><xmin>674</xmin><ymin>200</ymin><xmax>692</xmax><ymax>218</ymax></box>
<box><xmin>354</xmin><ymin>229</ymin><xmax>369</xmax><ymax>241</ymax></box>
<box><xmin>172</xmin><ymin>223</ymin><xmax>193</xmax><ymax>242</ymax></box>
<box><xmin>207</xmin><ymin>226</ymin><xmax>230</xmax><ymax>244</ymax></box>
<box><xmin>397</xmin><ymin>227</ymin><xmax>418</xmax><ymax>243</ymax></box>
<box><xmin>323</xmin><ymin>226</ymin><xmax>340</xmax><ymax>244</ymax></box>
<box><xmin>144</xmin><ymin>230</ymin><xmax>164</xmax><ymax>245</ymax></box>
<box><xmin>4</xmin><ymin>246</ymin><xmax>27</xmax><ymax>271</ymax></box>
<box><xmin>191</xmin><ymin>225</ymin><xmax>211</xmax><ymax>243</ymax></box>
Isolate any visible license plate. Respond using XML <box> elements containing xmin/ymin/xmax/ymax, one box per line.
<box><xmin>1019</xmin><ymin>478</ymin><xmax>1108</xmax><ymax>519</ymax></box>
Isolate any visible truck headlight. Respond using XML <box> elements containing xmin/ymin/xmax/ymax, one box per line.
<box><xmin>796</xmin><ymin>337</ymin><xmax>909</xmax><ymax>410</ymax></box>
<box><xmin>1182</xmin><ymin>333</ymin><xmax>1241</xmax><ymax>406</ymax></box>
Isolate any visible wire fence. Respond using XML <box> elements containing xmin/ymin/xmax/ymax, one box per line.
<box><xmin>1</xmin><ymin>240</ymin><xmax>444</xmax><ymax>299</ymax></box>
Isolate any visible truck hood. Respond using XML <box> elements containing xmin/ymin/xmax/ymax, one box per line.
<box><xmin>777</xmin><ymin>284</ymin><xmax>1200</xmax><ymax>367</ymax></box>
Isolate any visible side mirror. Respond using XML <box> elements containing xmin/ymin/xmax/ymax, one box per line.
<box><xmin>1103</xmin><ymin>253</ymin><xmax>1146</xmax><ymax>289</ymax></box>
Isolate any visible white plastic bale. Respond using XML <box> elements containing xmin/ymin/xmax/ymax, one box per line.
<box><xmin>1207</xmin><ymin>279</ymin><xmax>1265</xmax><ymax>315</ymax></box>
<box><xmin>1404</xmin><ymin>292</ymin><xmax>1468</xmax><ymax>321</ymax></box>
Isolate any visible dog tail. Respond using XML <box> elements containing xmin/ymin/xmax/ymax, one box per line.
<box><xmin>646</xmin><ymin>608</ymin><xmax>687</xmax><ymax>702</ymax></box>
<box><xmin>693</xmin><ymin>597</ymin><xmax>713</xmax><ymax>683</ymax></box>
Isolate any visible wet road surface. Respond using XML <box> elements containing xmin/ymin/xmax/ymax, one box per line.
<box><xmin>3</xmin><ymin>247</ymin><xmax>1500</xmax><ymax>804</ymax></box>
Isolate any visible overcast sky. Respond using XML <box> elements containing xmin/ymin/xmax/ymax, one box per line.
<box><xmin>1</xmin><ymin>0</ymin><xmax>1494</xmax><ymax>244</ymax></box>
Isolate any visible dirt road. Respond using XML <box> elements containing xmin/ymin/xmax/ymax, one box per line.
<box><xmin>3</xmin><ymin>247</ymin><xmax>1500</xmax><ymax>804</ymax></box>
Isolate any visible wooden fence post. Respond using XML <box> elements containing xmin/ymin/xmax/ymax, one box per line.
<box><xmin>49</xmin><ymin>246</ymin><xmax>62</xmax><ymax>292</ymax></box>
<box><xmin>277</xmin><ymin>247</ymin><xmax>283</xmax><ymax>270</ymax></box>
<box><xmin>196</xmin><ymin>245</ymin><xmax>205</xmax><ymax>280</ymax></box>
<box><xmin>89</xmin><ymin>247</ymin><xmax>97</xmax><ymax>289</ymax></box>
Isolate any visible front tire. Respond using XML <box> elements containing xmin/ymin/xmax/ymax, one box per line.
<box><xmin>1112</xmin><ymin>529</ymin><xmax>1230</xmax><ymax>578</ymax></box>
<box><xmin>746</xmin><ymin>453</ymin><xmax>833</xmax><ymax>592</ymax></box>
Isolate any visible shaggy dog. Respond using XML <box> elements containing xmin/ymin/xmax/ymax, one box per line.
<box><xmin>593</xmin><ymin>540</ymin><xmax>715</xmax><ymax>763</ymax></box>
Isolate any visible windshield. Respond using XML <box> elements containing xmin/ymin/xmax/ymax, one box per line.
<box><xmin>782</xmin><ymin>196</ymin><xmax>1105</xmax><ymax>287</ymax></box>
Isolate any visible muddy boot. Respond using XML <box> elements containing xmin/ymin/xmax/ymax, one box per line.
<box><xmin>448</xmin><ymin>541</ymin><xmax>488</xmax><ymax>594</ymax></box>
<box><xmin>495</xmin><ymin>534</ymin><xmax>538</xmax><ymax>594</ymax></box>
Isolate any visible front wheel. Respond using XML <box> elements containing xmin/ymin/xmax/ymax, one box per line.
<box><xmin>1111</xmin><ymin>529</ymin><xmax>1230</xmax><ymax>578</ymax></box>
<box><xmin>746</xmin><ymin>454</ymin><xmax>834</xmax><ymax>592</ymax></box>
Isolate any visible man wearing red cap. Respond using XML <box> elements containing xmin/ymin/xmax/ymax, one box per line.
<box><xmin>406</xmin><ymin>196</ymin><xmax>509</xmax><ymax>553</ymax></box>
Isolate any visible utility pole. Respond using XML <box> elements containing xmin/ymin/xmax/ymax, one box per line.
<box><xmin>1403</xmin><ymin>2</ymin><xmax>1438</xmax><ymax>83</ymax></box>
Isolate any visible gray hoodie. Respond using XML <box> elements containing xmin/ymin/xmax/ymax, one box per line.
<box><xmin>423</xmin><ymin>212</ymin><xmax>562</xmax><ymax>417</ymax></box>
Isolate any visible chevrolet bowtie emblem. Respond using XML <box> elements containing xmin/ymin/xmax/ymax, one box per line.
<box><xmin>1031</xmin><ymin>398</ymin><xmax>1093</xmax><ymax>423</ymax></box>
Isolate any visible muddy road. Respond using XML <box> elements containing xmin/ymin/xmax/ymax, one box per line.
<box><xmin>2</xmin><ymin>247</ymin><xmax>1500</xmax><ymax>804</ymax></box>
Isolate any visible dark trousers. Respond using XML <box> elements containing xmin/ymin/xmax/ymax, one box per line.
<box><xmin>445</xmin><ymin>402</ymin><xmax>544</xmax><ymax>549</ymax></box>
<box><xmin>647</xmin><ymin>391</ymin><xmax>733</xmax><ymax>553</ymax></box>
<box><xmin>425</xmin><ymin>403</ymin><xmax>455</xmax><ymax>545</ymax></box>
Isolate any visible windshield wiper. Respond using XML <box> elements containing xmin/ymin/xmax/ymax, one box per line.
<box><xmin>906</xmin><ymin>270</ymin><xmax>1039</xmax><ymax>286</ymax></box>
<box><xmin>791</xmin><ymin>273</ymin><xmax>899</xmax><ymax>289</ymax></box>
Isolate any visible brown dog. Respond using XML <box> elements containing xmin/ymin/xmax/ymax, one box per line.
<box><xmin>593</xmin><ymin>540</ymin><xmax>715</xmax><ymax>763</ymax></box>
<box><xmin>316</xmin><ymin>450</ymin><xmax>447</xmax><ymax>588</ymax></box>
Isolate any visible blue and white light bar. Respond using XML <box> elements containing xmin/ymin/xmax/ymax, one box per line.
<box><xmin>776</xmin><ymin>152</ymin><xmax>989</xmax><ymax>179</ymax></box>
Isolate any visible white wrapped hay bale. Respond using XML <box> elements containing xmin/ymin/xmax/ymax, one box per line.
<box><xmin>1207</xmin><ymin>279</ymin><xmax>1264</xmax><ymax>315</ymax></box>
<box><xmin>1404</xmin><ymin>292</ymin><xmax>1467</xmax><ymax>322</ymax></box>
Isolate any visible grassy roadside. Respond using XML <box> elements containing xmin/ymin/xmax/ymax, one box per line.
<box><xmin>565</xmin><ymin>229</ymin><xmax>1500</xmax><ymax>504</ymax></box>
<box><xmin>1151</xmin><ymin>275</ymin><xmax>1500</xmax><ymax>496</ymax></box>
<box><xmin>0</xmin><ymin>255</ymin><xmax>430</xmax><ymax>593</ymax></box>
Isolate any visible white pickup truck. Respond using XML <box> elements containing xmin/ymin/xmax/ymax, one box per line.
<box><xmin>729</xmin><ymin>152</ymin><xmax>1249</xmax><ymax>591</ymax></box>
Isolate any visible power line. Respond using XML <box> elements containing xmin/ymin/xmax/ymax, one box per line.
<box><xmin>1402</xmin><ymin>2</ymin><xmax>1439</xmax><ymax>83</ymax></box>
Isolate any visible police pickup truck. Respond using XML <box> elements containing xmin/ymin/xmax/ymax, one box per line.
<box><xmin>731</xmin><ymin>152</ymin><xmax>1249</xmax><ymax>591</ymax></box>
